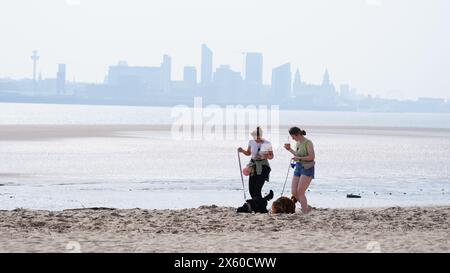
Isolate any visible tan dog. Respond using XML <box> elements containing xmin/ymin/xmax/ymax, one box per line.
<box><xmin>271</xmin><ymin>196</ymin><xmax>296</xmax><ymax>214</ymax></box>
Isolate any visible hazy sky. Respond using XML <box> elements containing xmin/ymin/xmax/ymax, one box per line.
<box><xmin>1</xmin><ymin>0</ymin><xmax>449</xmax><ymax>99</ymax></box>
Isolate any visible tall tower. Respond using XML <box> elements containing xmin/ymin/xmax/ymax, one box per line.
<box><xmin>201</xmin><ymin>44</ymin><xmax>213</xmax><ymax>86</ymax></box>
<box><xmin>31</xmin><ymin>50</ymin><xmax>39</xmax><ymax>91</ymax></box>
<box><xmin>322</xmin><ymin>68</ymin><xmax>330</xmax><ymax>86</ymax></box>
<box><xmin>183</xmin><ymin>66</ymin><xmax>197</xmax><ymax>88</ymax></box>
<box><xmin>293</xmin><ymin>68</ymin><xmax>302</xmax><ymax>94</ymax></box>
<box><xmin>57</xmin><ymin>64</ymin><xmax>66</xmax><ymax>95</ymax></box>
<box><xmin>161</xmin><ymin>54</ymin><xmax>172</xmax><ymax>92</ymax></box>
<box><xmin>271</xmin><ymin>63</ymin><xmax>292</xmax><ymax>99</ymax></box>
<box><xmin>245</xmin><ymin>52</ymin><xmax>263</xmax><ymax>86</ymax></box>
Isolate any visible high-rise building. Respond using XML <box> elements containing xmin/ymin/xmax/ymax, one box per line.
<box><xmin>201</xmin><ymin>44</ymin><xmax>213</xmax><ymax>86</ymax></box>
<box><xmin>322</xmin><ymin>69</ymin><xmax>330</xmax><ymax>86</ymax></box>
<box><xmin>183</xmin><ymin>66</ymin><xmax>197</xmax><ymax>87</ymax></box>
<box><xmin>31</xmin><ymin>50</ymin><xmax>39</xmax><ymax>82</ymax></box>
<box><xmin>292</xmin><ymin>68</ymin><xmax>302</xmax><ymax>95</ymax></box>
<box><xmin>161</xmin><ymin>54</ymin><xmax>172</xmax><ymax>92</ymax></box>
<box><xmin>245</xmin><ymin>52</ymin><xmax>263</xmax><ymax>86</ymax></box>
<box><xmin>107</xmin><ymin>63</ymin><xmax>161</xmax><ymax>92</ymax></box>
<box><xmin>56</xmin><ymin>64</ymin><xmax>66</xmax><ymax>95</ymax></box>
<box><xmin>340</xmin><ymin>84</ymin><xmax>350</xmax><ymax>96</ymax></box>
<box><xmin>31</xmin><ymin>50</ymin><xmax>39</xmax><ymax>92</ymax></box>
<box><xmin>213</xmin><ymin>65</ymin><xmax>243</xmax><ymax>100</ymax></box>
<box><xmin>271</xmin><ymin>63</ymin><xmax>292</xmax><ymax>99</ymax></box>
<box><xmin>214</xmin><ymin>65</ymin><xmax>242</xmax><ymax>86</ymax></box>
<box><xmin>340</xmin><ymin>84</ymin><xmax>358</xmax><ymax>101</ymax></box>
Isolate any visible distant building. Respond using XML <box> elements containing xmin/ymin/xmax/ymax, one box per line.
<box><xmin>271</xmin><ymin>63</ymin><xmax>291</xmax><ymax>99</ymax></box>
<box><xmin>245</xmin><ymin>52</ymin><xmax>263</xmax><ymax>86</ymax></box>
<box><xmin>416</xmin><ymin>97</ymin><xmax>446</xmax><ymax>112</ymax></box>
<box><xmin>292</xmin><ymin>68</ymin><xmax>302</xmax><ymax>94</ymax></box>
<box><xmin>161</xmin><ymin>54</ymin><xmax>171</xmax><ymax>92</ymax></box>
<box><xmin>322</xmin><ymin>69</ymin><xmax>331</xmax><ymax>86</ymax></box>
<box><xmin>56</xmin><ymin>64</ymin><xmax>66</xmax><ymax>95</ymax></box>
<box><xmin>201</xmin><ymin>44</ymin><xmax>213</xmax><ymax>86</ymax></box>
<box><xmin>107</xmin><ymin>61</ymin><xmax>161</xmax><ymax>93</ymax></box>
<box><xmin>340</xmin><ymin>84</ymin><xmax>350</xmax><ymax>99</ymax></box>
<box><xmin>183</xmin><ymin>66</ymin><xmax>197</xmax><ymax>88</ymax></box>
<box><xmin>213</xmin><ymin>65</ymin><xmax>243</xmax><ymax>100</ymax></box>
<box><xmin>291</xmin><ymin>68</ymin><xmax>339</xmax><ymax>109</ymax></box>
<box><xmin>340</xmin><ymin>84</ymin><xmax>358</xmax><ymax>101</ymax></box>
<box><xmin>417</xmin><ymin>97</ymin><xmax>446</xmax><ymax>104</ymax></box>
<box><xmin>31</xmin><ymin>50</ymin><xmax>39</xmax><ymax>83</ymax></box>
<box><xmin>31</xmin><ymin>50</ymin><xmax>39</xmax><ymax>92</ymax></box>
<box><xmin>214</xmin><ymin>65</ymin><xmax>242</xmax><ymax>85</ymax></box>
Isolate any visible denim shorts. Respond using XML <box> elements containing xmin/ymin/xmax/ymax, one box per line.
<box><xmin>293</xmin><ymin>162</ymin><xmax>315</xmax><ymax>179</ymax></box>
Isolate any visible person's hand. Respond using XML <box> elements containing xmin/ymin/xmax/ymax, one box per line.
<box><xmin>238</xmin><ymin>147</ymin><xmax>244</xmax><ymax>153</ymax></box>
<box><xmin>292</xmin><ymin>156</ymin><xmax>301</xmax><ymax>161</ymax></box>
<box><xmin>284</xmin><ymin>144</ymin><xmax>291</xmax><ymax>151</ymax></box>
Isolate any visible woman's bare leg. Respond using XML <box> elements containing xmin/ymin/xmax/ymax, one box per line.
<box><xmin>291</xmin><ymin>176</ymin><xmax>300</xmax><ymax>201</ymax></box>
<box><xmin>297</xmin><ymin>175</ymin><xmax>313</xmax><ymax>213</ymax></box>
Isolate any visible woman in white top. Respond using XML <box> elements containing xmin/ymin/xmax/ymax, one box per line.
<box><xmin>238</xmin><ymin>127</ymin><xmax>274</xmax><ymax>199</ymax></box>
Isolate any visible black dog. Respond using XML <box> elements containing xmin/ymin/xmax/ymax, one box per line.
<box><xmin>237</xmin><ymin>190</ymin><xmax>274</xmax><ymax>213</ymax></box>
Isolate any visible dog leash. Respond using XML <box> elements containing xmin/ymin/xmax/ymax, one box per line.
<box><xmin>281</xmin><ymin>160</ymin><xmax>294</xmax><ymax>197</ymax></box>
<box><xmin>237</xmin><ymin>150</ymin><xmax>247</xmax><ymax>200</ymax></box>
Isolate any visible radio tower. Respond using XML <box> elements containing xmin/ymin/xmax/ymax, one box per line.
<box><xmin>31</xmin><ymin>50</ymin><xmax>40</xmax><ymax>81</ymax></box>
<box><xmin>31</xmin><ymin>50</ymin><xmax>39</xmax><ymax>91</ymax></box>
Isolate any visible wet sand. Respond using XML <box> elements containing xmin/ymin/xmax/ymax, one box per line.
<box><xmin>1</xmin><ymin>124</ymin><xmax>450</xmax><ymax>141</ymax></box>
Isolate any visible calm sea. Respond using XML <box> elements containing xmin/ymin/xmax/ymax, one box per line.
<box><xmin>0</xmin><ymin>102</ymin><xmax>449</xmax><ymax>210</ymax></box>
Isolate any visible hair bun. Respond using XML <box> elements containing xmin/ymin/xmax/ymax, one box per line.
<box><xmin>302</xmin><ymin>130</ymin><xmax>307</xmax><ymax>136</ymax></box>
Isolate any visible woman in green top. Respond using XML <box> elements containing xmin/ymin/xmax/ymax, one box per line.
<box><xmin>284</xmin><ymin>127</ymin><xmax>315</xmax><ymax>214</ymax></box>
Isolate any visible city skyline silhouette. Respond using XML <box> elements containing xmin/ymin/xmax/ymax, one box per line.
<box><xmin>0</xmin><ymin>44</ymin><xmax>449</xmax><ymax>113</ymax></box>
<box><xmin>1</xmin><ymin>0</ymin><xmax>449</xmax><ymax>101</ymax></box>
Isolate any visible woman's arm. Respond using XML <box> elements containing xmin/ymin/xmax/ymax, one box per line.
<box><xmin>267</xmin><ymin>150</ymin><xmax>274</xmax><ymax>160</ymax></box>
<box><xmin>238</xmin><ymin>146</ymin><xmax>252</xmax><ymax>156</ymax></box>
<box><xmin>283</xmin><ymin>144</ymin><xmax>297</xmax><ymax>156</ymax></box>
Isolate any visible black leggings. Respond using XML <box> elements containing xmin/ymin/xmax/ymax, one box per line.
<box><xmin>249</xmin><ymin>165</ymin><xmax>271</xmax><ymax>199</ymax></box>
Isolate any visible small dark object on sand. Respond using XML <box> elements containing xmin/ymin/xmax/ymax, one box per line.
<box><xmin>346</xmin><ymin>194</ymin><xmax>361</xmax><ymax>199</ymax></box>
<box><xmin>237</xmin><ymin>190</ymin><xmax>274</xmax><ymax>213</ymax></box>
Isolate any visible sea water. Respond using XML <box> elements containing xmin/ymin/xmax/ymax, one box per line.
<box><xmin>0</xmin><ymin>103</ymin><xmax>449</xmax><ymax>210</ymax></box>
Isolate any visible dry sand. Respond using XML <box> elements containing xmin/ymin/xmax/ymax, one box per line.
<box><xmin>0</xmin><ymin>206</ymin><xmax>449</xmax><ymax>253</ymax></box>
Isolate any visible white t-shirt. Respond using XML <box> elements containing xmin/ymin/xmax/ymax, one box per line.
<box><xmin>248</xmin><ymin>139</ymin><xmax>273</xmax><ymax>159</ymax></box>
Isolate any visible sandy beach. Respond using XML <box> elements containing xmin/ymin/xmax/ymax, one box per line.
<box><xmin>1</xmin><ymin>123</ymin><xmax>449</xmax><ymax>252</ymax></box>
<box><xmin>0</xmin><ymin>206</ymin><xmax>449</xmax><ymax>253</ymax></box>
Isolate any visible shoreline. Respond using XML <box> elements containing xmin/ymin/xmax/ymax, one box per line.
<box><xmin>1</xmin><ymin>206</ymin><xmax>449</xmax><ymax>252</ymax></box>
<box><xmin>1</xmin><ymin>124</ymin><xmax>450</xmax><ymax>141</ymax></box>
<box><xmin>1</xmin><ymin>100</ymin><xmax>449</xmax><ymax>114</ymax></box>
